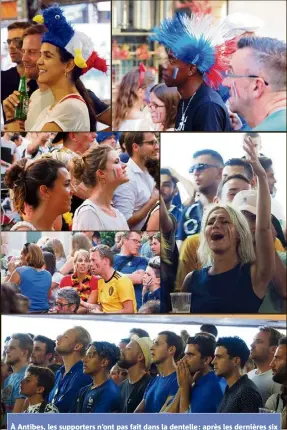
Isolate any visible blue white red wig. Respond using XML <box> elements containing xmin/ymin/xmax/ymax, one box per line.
<box><xmin>150</xmin><ymin>13</ymin><xmax>240</xmax><ymax>89</ymax></box>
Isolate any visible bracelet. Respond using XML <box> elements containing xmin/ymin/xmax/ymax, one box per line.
<box><xmin>5</xmin><ymin>119</ymin><xmax>15</xmax><ymax>125</ymax></box>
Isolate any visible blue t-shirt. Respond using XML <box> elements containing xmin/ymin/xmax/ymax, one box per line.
<box><xmin>144</xmin><ymin>372</ymin><xmax>178</xmax><ymax>413</ymax></box>
<box><xmin>169</xmin><ymin>204</ymin><xmax>182</xmax><ymax>224</ymax></box>
<box><xmin>48</xmin><ymin>360</ymin><xmax>92</xmax><ymax>412</ymax></box>
<box><xmin>189</xmin><ymin>372</ymin><xmax>227</xmax><ymax>413</ymax></box>
<box><xmin>177</xmin><ymin>202</ymin><xmax>203</xmax><ymax>241</ymax></box>
<box><xmin>252</xmin><ymin>109</ymin><xmax>286</xmax><ymax>132</ymax></box>
<box><xmin>113</xmin><ymin>255</ymin><xmax>148</xmax><ymax>310</ymax></box>
<box><xmin>2</xmin><ymin>365</ymin><xmax>27</xmax><ymax>417</ymax></box>
<box><xmin>16</xmin><ymin>266</ymin><xmax>51</xmax><ymax>311</ymax></box>
<box><xmin>76</xmin><ymin>379</ymin><xmax>120</xmax><ymax>413</ymax></box>
<box><xmin>143</xmin><ymin>288</ymin><xmax>160</xmax><ymax>304</ymax></box>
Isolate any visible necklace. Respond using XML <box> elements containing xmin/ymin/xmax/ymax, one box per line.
<box><xmin>177</xmin><ymin>92</ymin><xmax>197</xmax><ymax>131</ymax></box>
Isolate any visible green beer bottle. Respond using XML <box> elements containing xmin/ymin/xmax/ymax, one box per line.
<box><xmin>14</xmin><ymin>76</ymin><xmax>29</xmax><ymax>121</ymax></box>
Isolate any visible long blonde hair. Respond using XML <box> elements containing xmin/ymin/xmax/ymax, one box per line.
<box><xmin>113</xmin><ymin>67</ymin><xmax>155</xmax><ymax>130</ymax></box>
<box><xmin>198</xmin><ymin>204</ymin><xmax>256</xmax><ymax>267</ymax></box>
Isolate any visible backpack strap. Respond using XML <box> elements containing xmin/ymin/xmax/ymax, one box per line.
<box><xmin>38</xmin><ymin>400</ymin><xmax>48</xmax><ymax>413</ymax></box>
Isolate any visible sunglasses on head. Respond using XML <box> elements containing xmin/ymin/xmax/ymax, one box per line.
<box><xmin>189</xmin><ymin>163</ymin><xmax>219</xmax><ymax>173</ymax></box>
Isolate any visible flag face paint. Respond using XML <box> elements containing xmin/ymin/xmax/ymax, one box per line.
<box><xmin>112</xmin><ymin>168</ymin><xmax>117</xmax><ymax>179</ymax></box>
<box><xmin>172</xmin><ymin>67</ymin><xmax>179</xmax><ymax>79</ymax></box>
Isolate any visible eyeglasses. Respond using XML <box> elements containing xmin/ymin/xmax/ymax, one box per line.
<box><xmin>55</xmin><ymin>302</ymin><xmax>74</xmax><ymax>308</ymax></box>
<box><xmin>128</xmin><ymin>238</ymin><xmax>141</xmax><ymax>244</ymax></box>
<box><xmin>189</xmin><ymin>163</ymin><xmax>219</xmax><ymax>173</ymax></box>
<box><xmin>6</xmin><ymin>38</ymin><xmax>23</xmax><ymax>49</ymax></box>
<box><xmin>224</xmin><ymin>72</ymin><xmax>269</xmax><ymax>86</ymax></box>
<box><xmin>148</xmin><ymin>103</ymin><xmax>165</xmax><ymax>110</ymax></box>
<box><xmin>142</xmin><ymin>140</ymin><xmax>159</xmax><ymax>146</ymax></box>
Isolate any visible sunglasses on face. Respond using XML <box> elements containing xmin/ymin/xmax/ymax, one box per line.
<box><xmin>189</xmin><ymin>163</ymin><xmax>219</xmax><ymax>173</ymax></box>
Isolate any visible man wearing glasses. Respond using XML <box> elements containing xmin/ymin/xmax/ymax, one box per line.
<box><xmin>1</xmin><ymin>22</ymin><xmax>31</xmax><ymax>117</ymax></box>
<box><xmin>222</xmin><ymin>36</ymin><xmax>286</xmax><ymax>132</ymax></box>
<box><xmin>113</xmin><ymin>132</ymin><xmax>160</xmax><ymax>231</ymax></box>
<box><xmin>177</xmin><ymin>149</ymin><xmax>224</xmax><ymax>250</ymax></box>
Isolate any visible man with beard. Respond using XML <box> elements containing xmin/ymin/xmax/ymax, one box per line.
<box><xmin>113</xmin><ymin>132</ymin><xmax>160</xmax><ymax>230</ymax></box>
<box><xmin>135</xmin><ymin>331</ymin><xmax>183</xmax><ymax>413</ymax></box>
<box><xmin>166</xmin><ymin>335</ymin><xmax>226</xmax><ymax>412</ymax></box>
<box><xmin>30</xmin><ymin>335</ymin><xmax>55</xmax><ymax>368</ymax></box>
<box><xmin>75</xmin><ymin>342</ymin><xmax>120</xmax><ymax>413</ymax></box>
<box><xmin>118</xmin><ymin>335</ymin><xmax>153</xmax><ymax>412</ymax></box>
<box><xmin>267</xmin><ymin>336</ymin><xmax>287</xmax><ymax>427</ymax></box>
<box><xmin>2</xmin><ymin>333</ymin><xmax>33</xmax><ymax>416</ymax></box>
<box><xmin>177</xmin><ymin>149</ymin><xmax>223</xmax><ymax>249</ymax></box>
<box><xmin>213</xmin><ymin>336</ymin><xmax>263</xmax><ymax>413</ymax></box>
<box><xmin>248</xmin><ymin>327</ymin><xmax>283</xmax><ymax>404</ymax></box>
<box><xmin>160</xmin><ymin>169</ymin><xmax>182</xmax><ymax>224</ymax></box>
<box><xmin>48</xmin><ymin>327</ymin><xmax>92</xmax><ymax>412</ymax></box>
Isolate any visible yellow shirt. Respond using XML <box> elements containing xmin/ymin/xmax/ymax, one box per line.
<box><xmin>176</xmin><ymin>234</ymin><xmax>285</xmax><ymax>291</ymax></box>
<box><xmin>98</xmin><ymin>271</ymin><xmax>137</xmax><ymax>313</ymax></box>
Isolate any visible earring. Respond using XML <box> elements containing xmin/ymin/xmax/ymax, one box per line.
<box><xmin>188</xmin><ymin>71</ymin><xmax>193</xmax><ymax>76</ymax></box>
<box><xmin>65</xmin><ymin>72</ymin><xmax>68</xmax><ymax>78</ymax></box>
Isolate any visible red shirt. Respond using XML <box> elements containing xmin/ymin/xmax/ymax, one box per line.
<box><xmin>59</xmin><ymin>274</ymin><xmax>98</xmax><ymax>301</ymax></box>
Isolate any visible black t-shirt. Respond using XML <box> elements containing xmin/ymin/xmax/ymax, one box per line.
<box><xmin>217</xmin><ymin>375</ymin><xmax>263</xmax><ymax>413</ymax></box>
<box><xmin>1</xmin><ymin>67</ymin><xmax>38</xmax><ymax>121</ymax></box>
<box><xmin>175</xmin><ymin>82</ymin><xmax>232</xmax><ymax>132</ymax></box>
<box><xmin>119</xmin><ymin>374</ymin><xmax>152</xmax><ymax>413</ymax></box>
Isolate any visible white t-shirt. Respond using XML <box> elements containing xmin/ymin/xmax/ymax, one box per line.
<box><xmin>26</xmin><ymin>88</ymin><xmax>54</xmax><ymax>130</ymax></box>
<box><xmin>118</xmin><ymin>117</ymin><xmax>155</xmax><ymax>131</ymax></box>
<box><xmin>248</xmin><ymin>368</ymin><xmax>282</xmax><ymax>404</ymax></box>
<box><xmin>30</xmin><ymin>94</ymin><xmax>90</xmax><ymax>131</ymax></box>
<box><xmin>72</xmin><ymin>199</ymin><xmax>129</xmax><ymax>231</ymax></box>
<box><xmin>24</xmin><ymin>402</ymin><xmax>59</xmax><ymax>413</ymax></box>
<box><xmin>113</xmin><ymin>158</ymin><xmax>155</xmax><ymax>230</ymax></box>
<box><xmin>26</xmin><ymin>88</ymin><xmax>106</xmax><ymax>131</ymax></box>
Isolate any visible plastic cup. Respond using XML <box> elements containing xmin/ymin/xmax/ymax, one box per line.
<box><xmin>170</xmin><ymin>292</ymin><xmax>192</xmax><ymax>313</ymax></box>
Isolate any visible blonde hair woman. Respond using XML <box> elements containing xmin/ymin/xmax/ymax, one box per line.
<box><xmin>59</xmin><ymin>249</ymin><xmax>98</xmax><ymax>314</ymax></box>
<box><xmin>45</xmin><ymin>238</ymin><xmax>67</xmax><ymax>271</ymax></box>
<box><xmin>60</xmin><ymin>232</ymin><xmax>91</xmax><ymax>275</ymax></box>
<box><xmin>113</xmin><ymin>64</ymin><xmax>155</xmax><ymax>131</ymax></box>
<box><xmin>182</xmin><ymin>138</ymin><xmax>274</xmax><ymax>313</ymax></box>
<box><xmin>72</xmin><ymin>145</ymin><xmax>129</xmax><ymax>231</ymax></box>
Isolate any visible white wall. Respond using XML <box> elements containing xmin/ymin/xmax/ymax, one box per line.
<box><xmin>228</xmin><ymin>0</ymin><xmax>286</xmax><ymax>41</ymax></box>
<box><xmin>5</xmin><ymin>232</ymin><xmax>72</xmax><ymax>257</ymax></box>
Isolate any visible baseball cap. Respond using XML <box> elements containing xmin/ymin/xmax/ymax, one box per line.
<box><xmin>130</xmin><ymin>334</ymin><xmax>152</xmax><ymax>369</ymax></box>
<box><xmin>232</xmin><ymin>189</ymin><xmax>276</xmax><ymax>216</ymax></box>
